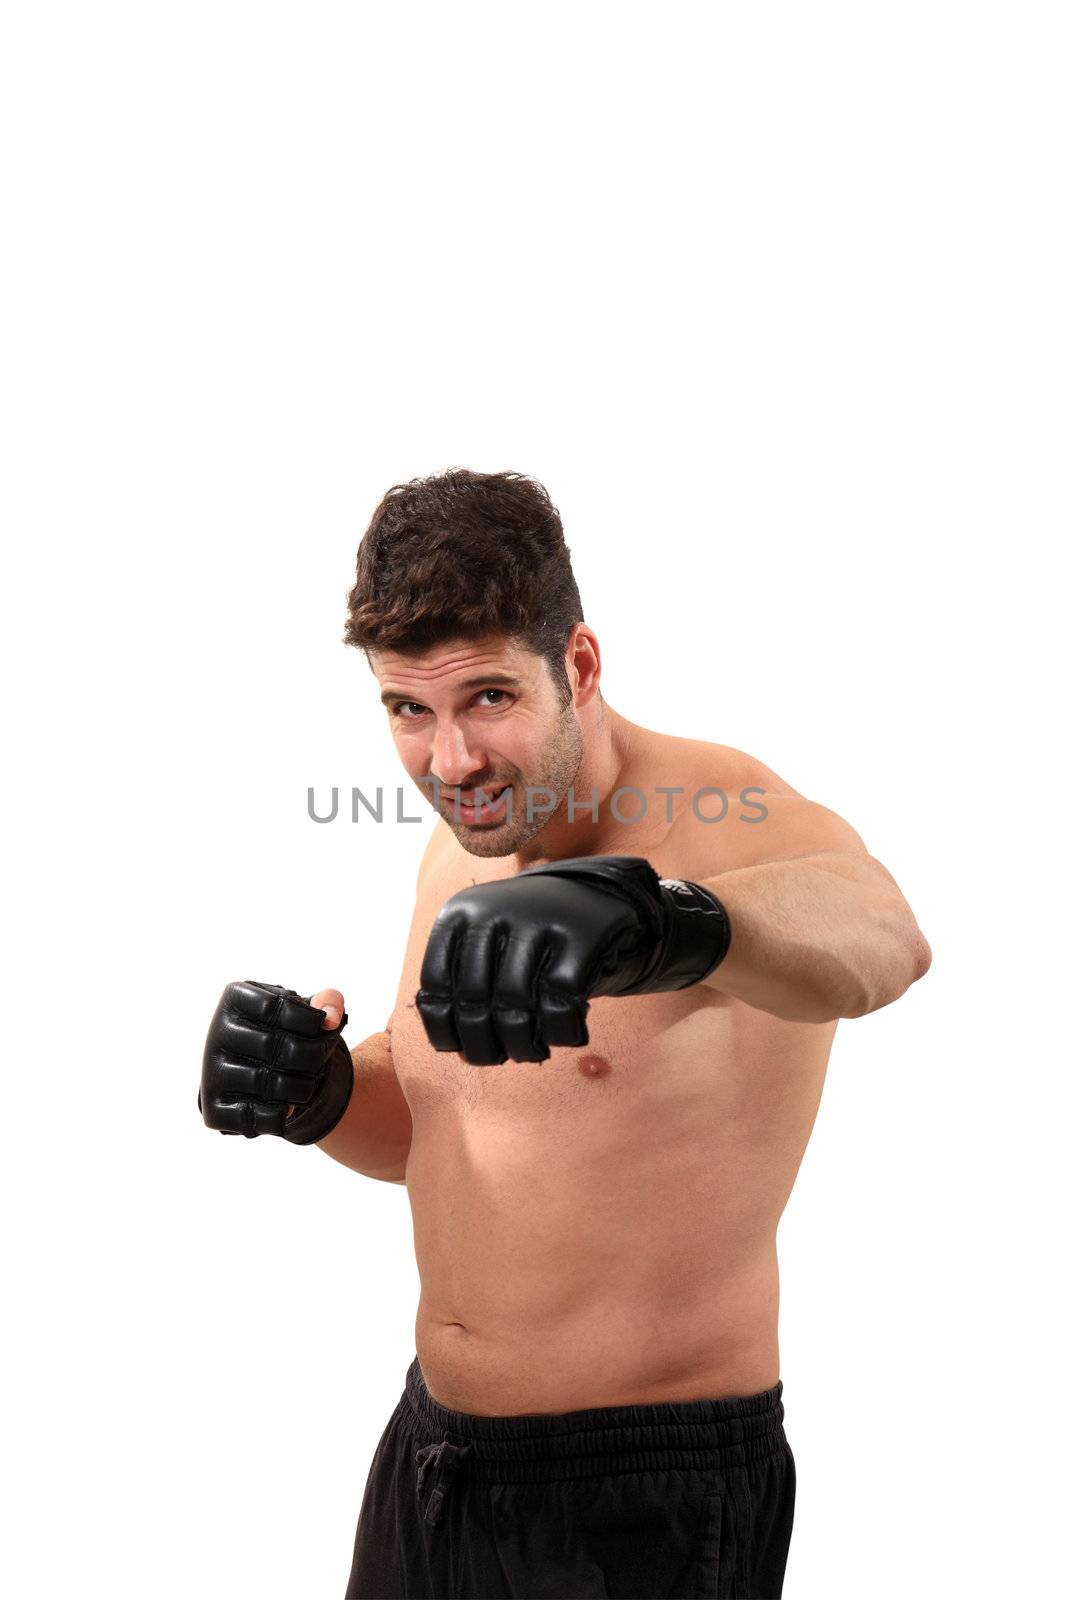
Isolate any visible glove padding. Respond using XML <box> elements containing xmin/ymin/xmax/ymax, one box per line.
<box><xmin>416</xmin><ymin>855</ymin><xmax>730</xmax><ymax>1066</ymax></box>
<box><xmin>199</xmin><ymin>981</ymin><xmax>354</xmax><ymax>1145</ymax></box>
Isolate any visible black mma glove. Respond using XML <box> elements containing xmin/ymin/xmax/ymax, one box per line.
<box><xmin>199</xmin><ymin>981</ymin><xmax>354</xmax><ymax>1145</ymax></box>
<box><xmin>416</xmin><ymin>854</ymin><xmax>731</xmax><ymax>1066</ymax></box>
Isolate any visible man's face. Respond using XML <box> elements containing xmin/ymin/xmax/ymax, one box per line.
<box><xmin>372</xmin><ymin>634</ymin><xmax>584</xmax><ymax>858</ymax></box>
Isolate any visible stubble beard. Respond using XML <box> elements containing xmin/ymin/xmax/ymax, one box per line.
<box><xmin>447</xmin><ymin>702</ymin><xmax>585</xmax><ymax>859</ymax></box>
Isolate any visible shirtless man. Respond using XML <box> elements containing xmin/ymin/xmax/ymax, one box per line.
<box><xmin>199</xmin><ymin>469</ymin><xmax>931</xmax><ymax>1599</ymax></box>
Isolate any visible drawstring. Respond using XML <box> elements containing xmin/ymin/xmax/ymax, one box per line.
<box><xmin>414</xmin><ymin>1435</ymin><xmax>471</xmax><ymax>1527</ymax></box>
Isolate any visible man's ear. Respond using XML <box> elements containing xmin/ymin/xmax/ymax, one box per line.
<box><xmin>569</xmin><ymin>623</ymin><xmax>602</xmax><ymax>707</ymax></box>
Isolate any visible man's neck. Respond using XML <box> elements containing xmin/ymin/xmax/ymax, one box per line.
<box><xmin>513</xmin><ymin>702</ymin><xmax>636</xmax><ymax>867</ymax></box>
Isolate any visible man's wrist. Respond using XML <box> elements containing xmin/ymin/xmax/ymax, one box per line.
<box><xmin>649</xmin><ymin>876</ymin><xmax>732</xmax><ymax>990</ymax></box>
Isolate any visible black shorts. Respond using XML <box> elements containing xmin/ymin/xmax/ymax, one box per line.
<box><xmin>344</xmin><ymin>1355</ymin><xmax>795</xmax><ymax>1599</ymax></box>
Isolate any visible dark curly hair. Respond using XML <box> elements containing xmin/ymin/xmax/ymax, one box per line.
<box><xmin>344</xmin><ymin>468</ymin><xmax>585</xmax><ymax>699</ymax></box>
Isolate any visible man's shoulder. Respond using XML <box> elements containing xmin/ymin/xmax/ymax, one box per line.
<box><xmin>634</xmin><ymin>729</ymin><xmax>801</xmax><ymax>805</ymax></box>
<box><xmin>645</xmin><ymin>735</ymin><xmax>866</xmax><ymax>876</ymax></box>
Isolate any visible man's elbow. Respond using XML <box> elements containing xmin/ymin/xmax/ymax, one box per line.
<box><xmin>846</xmin><ymin>925</ymin><xmax>932</xmax><ymax>1018</ymax></box>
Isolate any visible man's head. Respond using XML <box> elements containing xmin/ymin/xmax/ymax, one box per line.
<box><xmin>345</xmin><ymin>469</ymin><xmax>600</xmax><ymax>856</ymax></box>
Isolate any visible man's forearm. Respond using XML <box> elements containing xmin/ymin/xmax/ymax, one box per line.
<box><xmin>315</xmin><ymin>1029</ymin><xmax>413</xmax><ymax>1183</ymax></box>
<box><xmin>701</xmin><ymin>853</ymin><xmax>932</xmax><ymax>1022</ymax></box>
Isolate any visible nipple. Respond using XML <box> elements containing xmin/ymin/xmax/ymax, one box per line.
<box><xmin>577</xmin><ymin>1054</ymin><xmax>612</xmax><ymax>1079</ymax></box>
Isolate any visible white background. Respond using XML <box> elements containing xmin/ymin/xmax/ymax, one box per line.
<box><xmin>3</xmin><ymin>3</ymin><xmax>1064</xmax><ymax>1596</ymax></box>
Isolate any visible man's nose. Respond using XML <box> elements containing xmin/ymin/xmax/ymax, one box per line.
<box><xmin>430</xmin><ymin>721</ymin><xmax>487</xmax><ymax>787</ymax></box>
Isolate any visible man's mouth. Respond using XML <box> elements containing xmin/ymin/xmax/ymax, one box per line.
<box><xmin>441</xmin><ymin>784</ymin><xmax>513</xmax><ymax>823</ymax></box>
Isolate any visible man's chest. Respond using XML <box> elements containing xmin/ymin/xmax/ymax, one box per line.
<box><xmin>391</xmin><ymin>959</ymin><xmax>730</xmax><ymax>1128</ymax></box>
<box><xmin>389</xmin><ymin>886</ymin><xmax>833</xmax><ymax>1280</ymax></box>
<box><xmin>387</xmin><ymin>834</ymin><xmax>828</xmax><ymax>1139</ymax></box>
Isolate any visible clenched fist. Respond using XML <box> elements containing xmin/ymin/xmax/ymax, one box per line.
<box><xmin>199</xmin><ymin>981</ymin><xmax>353</xmax><ymax>1145</ymax></box>
<box><xmin>416</xmin><ymin>855</ymin><xmax>731</xmax><ymax>1066</ymax></box>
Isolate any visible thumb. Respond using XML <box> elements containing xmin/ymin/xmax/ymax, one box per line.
<box><xmin>310</xmin><ymin>987</ymin><xmax>345</xmax><ymax>1029</ymax></box>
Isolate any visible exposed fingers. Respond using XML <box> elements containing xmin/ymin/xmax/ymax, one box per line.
<box><xmin>310</xmin><ymin>987</ymin><xmax>345</xmax><ymax>1028</ymax></box>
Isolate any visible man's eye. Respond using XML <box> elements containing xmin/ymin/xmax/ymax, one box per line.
<box><xmin>477</xmin><ymin>689</ymin><xmax>510</xmax><ymax>707</ymax></box>
<box><xmin>395</xmin><ymin>702</ymin><xmax>427</xmax><ymax>718</ymax></box>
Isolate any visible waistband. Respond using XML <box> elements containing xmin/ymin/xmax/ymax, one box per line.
<box><xmin>401</xmin><ymin>1355</ymin><xmax>787</xmax><ymax>1489</ymax></box>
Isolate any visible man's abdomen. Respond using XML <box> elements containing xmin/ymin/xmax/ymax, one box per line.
<box><xmin>405</xmin><ymin>1110</ymin><xmax>785</xmax><ymax>1415</ymax></box>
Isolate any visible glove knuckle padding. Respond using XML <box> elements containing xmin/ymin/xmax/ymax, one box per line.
<box><xmin>416</xmin><ymin>912</ymin><xmax>464</xmax><ymax>1053</ymax></box>
<box><xmin>414</xmin><ymin>856</ymin><xmax>730</xmax><ymax>1065</ymax></box>
<box><xmin>415</xmin><ymin>871</ymin><xmax>642</xmax><ymax>1066</ymax></box>
<box><xmin>200</xmin><ymin>980</ymin><xmax>354</xmax><ymax>1145</ymax></box>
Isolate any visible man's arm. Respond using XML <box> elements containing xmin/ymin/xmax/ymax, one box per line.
<box><xmin>315</xmin><ymin>1027</ymin><xmax>412</xmax><ymax>1183</ymax></box>
<box><xmin>314</xmin><ymin>817</ymin><xmax>452</xmax><ymax>1179</ymax></box>
<box><xmin>691</xmin><ymin>796</ymin><xmax>932</xmax><ymax>1023</ymax></box>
